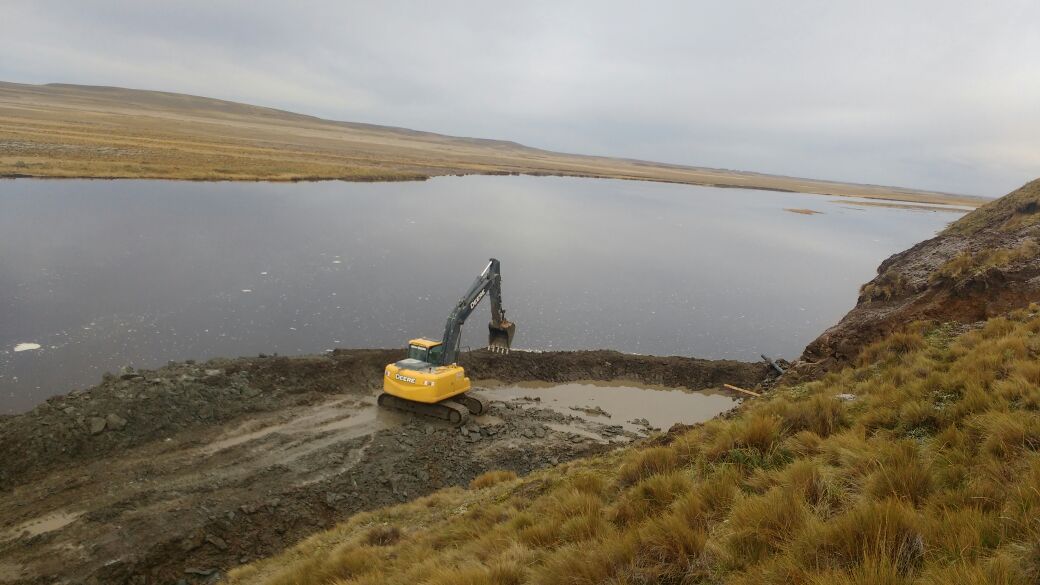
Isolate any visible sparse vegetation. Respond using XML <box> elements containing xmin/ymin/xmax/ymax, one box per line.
<box><xmin>225</xmin><ymin>306</ymin><xmax>1040</xmax><ymax>585</ymax></box>
<box><xmin>861</xmin><ymin>269</ymin><xmax>911</xmax><ymax>302</ymax></box>
<box><xmin>944</xmin><ymin>179</ymin><xmax>1040</xmax><ymax>235</ymax></box>
<box><xmin>930</xmin><ymin>239</ymin><xmax>1040</xmax><ymax>283</ymax></box>
<box><xmin>469</xmin><ymin>470</ymin><xmax>519</xmax><ymax>490</ymax></box>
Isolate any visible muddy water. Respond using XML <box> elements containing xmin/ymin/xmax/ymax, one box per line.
<box><xmin>1</xmin><ymin>511</ymin><xmax>82</xmax><ymax>543</ymax></box>
<box><xmin>487</xmin><ymin>381</ymin><xmax>737</xmax><ymax>433</ymax></box>
<box><xmin>0</xmin><ymin>175</ymin><xmax>964</xmax><ymax>412</ymax></box>
<box><xmin>199</xmin><ymin>396</ymin><xmax>407</xmax><ymax>457</ymax></box>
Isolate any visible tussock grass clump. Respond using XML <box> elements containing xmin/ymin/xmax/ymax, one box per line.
<box><xmin>795</xmin><ymin>498</ymin><xmax>924</xmax><ymax>574</ymax></box>
<box><xmin>264</xmin><ymin>544</ymin><xmax>381</xmax><ymax>585</ymax></box>
<box><xmin>861</xmin><ymin>269</ymin><xmax>911</xmax><ymax>302</ymax></box>
<box><xmin>609</xmin><ymin>471</ymin><xmax>693</xmax><ymax>525</ymax></box>
<box><xmin>706</xmin><ymin>413</ymin><xmax>787</xmax><ymax>468</ymax></box>
<box><xmin>864</xmin><ymin>441</ymin><xmax>933</xmax><ymax>505</ymax></box>
<box><xmin>535</xmin><ymin>533</ymin><xmax>639</xmax><ymax>585</ymax></box>
<box><xmin>858</xmin><ymin>331</ymin><xmax>926</xmax><ymax>366</ymax></box>
<box><xmin>765</xmin><ymin>394</ymin><xmax>848</xmax><ymax>437</ymax></box>
<box><xmin>617</xmin><ymin>445</ymin><xmax>678</xmax><ymax>485</ymax></box>
<box><xmin>636</xmin><ymin>511</ymin><xmax>709</xmax><ymax>579</ymax></box>
<box><xmin>974</xmin><ymin>412</ymin><xmax>1040</xmax><ymax>459</ymax></box>
<box><xmin>469</xmin><ymin>469</ymin><xmax>518</xmax><ymax>489</ymax></box>
<box><xmin>227</xmin><ymin>310</ymin><xmax>1040</xmax><ymax>585</ymax></box>
<box><xmin>363</xmin><ymin>524</ymin><xmax>401</xmax><ymax>546</ymax></box>
<box><xmin>721</xmin><ymin>487</ymin><xmax>808</xmax><ymax>566</ymax></box>
<box><xmin>564</xmin><ymin>470</ymin><xmax>608</xmax><ymax>496</ymax></box>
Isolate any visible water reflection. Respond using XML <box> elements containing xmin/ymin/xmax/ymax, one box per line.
<box><xmin>0</xmin><ymin>176</ymin><xmax>962</xmax><ymax>412</ymax></box>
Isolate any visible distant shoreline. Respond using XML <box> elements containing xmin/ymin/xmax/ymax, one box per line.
<box><xmin>0</xmin><ymin>171</ymin><xmax>984</xmax><ymax>209</ymax></box>
<box><xmin>0</xmin><ymin>81</ymin><xmax>987</xmax><ymax>208</ymax></box>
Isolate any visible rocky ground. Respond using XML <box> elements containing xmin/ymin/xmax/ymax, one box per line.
<box><xmin>0</xmin><ymin>348</ymin><xmax>769</xmax><ymax>585</ymax></box>
<box><xmin>793</xmin><ymin>178</ymin><xmax>1040</xmax><ymax>378</ymax></box>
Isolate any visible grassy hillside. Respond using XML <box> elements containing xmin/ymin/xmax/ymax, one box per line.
<box><xmin>945</xmin><ymin>179</ymin><xmax>1040</xmax><ymax>236</ymax></box>
<box><xmin>796</xmin><ymin>179</ymin><xmax>1040</xmax><ymax>378</ymax></box>
<box><xmin>227</xmin><ymin>309</ymin><xmax>1040</xmax><ymax>584</ymax></box>
<box><xmin>0</xmin><ymin>81</ymin><xmax>982</xmax><ymax>206</ymax></box>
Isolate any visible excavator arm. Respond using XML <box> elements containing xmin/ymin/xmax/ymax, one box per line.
<box><xmin>439</xmin><ymin>258</ymin><xmax>515</xmax><ymax>364</ymax></box>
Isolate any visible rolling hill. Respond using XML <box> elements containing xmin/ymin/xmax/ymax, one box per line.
<box><xmin>0</xmin><ymin>81</ymin><xmax>982</xmax><ymax>206</ymax></box>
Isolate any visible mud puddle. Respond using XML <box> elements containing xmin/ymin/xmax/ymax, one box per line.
<box><xmin>486</xmin><ymin>380</ymin><xmax>737</xmax><ymax>433</ymax></box>
<box><xmin>200</xmin><ymin>396</ymin><xmax>404</xmax><ymax>457</ymax></box>
<box><xmin>1</xmin><ymin>512</ymin><xmax>82</xmax><ymax>543</ymax></box>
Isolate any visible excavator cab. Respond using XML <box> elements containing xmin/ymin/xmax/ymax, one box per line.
<box><xmin>406</xmin><ymin>338</ymin><xmax>445</xmax><ymax>365</ymax></box>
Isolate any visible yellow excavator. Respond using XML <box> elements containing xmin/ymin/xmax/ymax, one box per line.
<box><xmin>378</xmin><ymin>258</ymin><xmax>516</xmax><ymax>424</ymax></box>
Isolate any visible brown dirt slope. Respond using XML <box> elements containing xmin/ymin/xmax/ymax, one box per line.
<box><xmin>0</xmin><ymin>81</ymin><xmax>983</xmax><ymax>206</ymax></box>
<box><xmin>795</xmin><ymin>178</ymin><xmax>1040</xmax><ymax>376</ymax></box>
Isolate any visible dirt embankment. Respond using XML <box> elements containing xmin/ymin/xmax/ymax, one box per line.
<box><xmin>0</xmin><ymin>348</ymin><xmax>769</xmax><ymax>585</ymax></box>
<box><xmin>793</xmin><ymin>178</ymin><xmax>1040</xmax><ymax>377</ymax></box>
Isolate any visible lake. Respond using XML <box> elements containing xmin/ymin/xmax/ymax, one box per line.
<box><xmin>0</xmin><ymin>176</ymin><xmax>964</xmax><ymax>413</ymax></box>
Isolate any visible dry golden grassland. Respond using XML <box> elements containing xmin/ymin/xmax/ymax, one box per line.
<box><xmin>945</xmin><ymin>181</ymin><xmax>1040</xmax><ymax>235</ymax></box>
<box><xmin>227</xmin><ymin>308</ymin><xmax>1040</xmax><ymax>585</ymax></box>
<box><xmin>0</xmin><ymin>82</ymin><xmax>983</xmax><ymax>207</ymax></box>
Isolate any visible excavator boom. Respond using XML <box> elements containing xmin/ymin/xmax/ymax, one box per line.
<box><xmin>439</xmin><ymin>258</ymin><xmax>515</xmax><ymax>363</ymax></box>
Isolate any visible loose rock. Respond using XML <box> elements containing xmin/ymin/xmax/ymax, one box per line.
<box><xmin>105</xmin><ymin>413</ymin><xmax>128</xmax><ymax>430</ymax></box>
<box><xmin>88</xmin><ymin>417</ymin><xmax>106</xmax><ymax>435</ymax></box>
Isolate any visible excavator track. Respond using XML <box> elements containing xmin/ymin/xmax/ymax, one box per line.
<box><xmin>448</xmin><ymin>392</ymin><xmax>489</xmax><ymax>416</ymax></box>
<box><xmin>377</xmin><ymin>393</ymin><xmax>470</xmax><ymax>425</ymax></box>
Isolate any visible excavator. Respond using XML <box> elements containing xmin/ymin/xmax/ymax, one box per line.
<box><xmin>378</xmin><ymin>258</ymin><xmax>516</xmax><ymax>424</ymax></box>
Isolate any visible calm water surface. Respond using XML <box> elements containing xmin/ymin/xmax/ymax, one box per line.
<box><xmin>0</xmin><ymin>176</ymin><xmax>963</xmax><ymax>412</ymax></box>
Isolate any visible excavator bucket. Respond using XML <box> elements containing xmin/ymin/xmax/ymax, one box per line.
<box><xmin>488</xmin><ymin>320</ymin><xmax>516</xmax><ymax>353</ymax></box>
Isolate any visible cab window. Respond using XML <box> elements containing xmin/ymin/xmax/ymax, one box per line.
<box><xmin>408</xmin><ymin>345</ymin><xmax>429</xmax><ymax>362</ymax></box>
<box><xmin>428</xmin><ymin>344</ymin><xmax>445</xmax><ymax>364</ymax></box>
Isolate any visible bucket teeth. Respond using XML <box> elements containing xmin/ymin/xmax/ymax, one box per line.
<box><xmin>488</xmin><ymin>320</ymin><xmax>516</xmax><ymax>354</ymax></box>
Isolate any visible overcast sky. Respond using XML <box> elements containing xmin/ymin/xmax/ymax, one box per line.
<box><xmin>3</xmin><ymin>1</ymin><xmax>1038</xmax><ymax>196</ymax></box>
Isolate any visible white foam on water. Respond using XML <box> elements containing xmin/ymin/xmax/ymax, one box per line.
<box><xmin>241</xmin><ymin>289</ymin><xmax>252</xmax><ymax>293</ymax></box>
<box><xmin>13</xmin><ymin>343</ymin><xmax>41</xmax><ymax>352</ymax></box>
